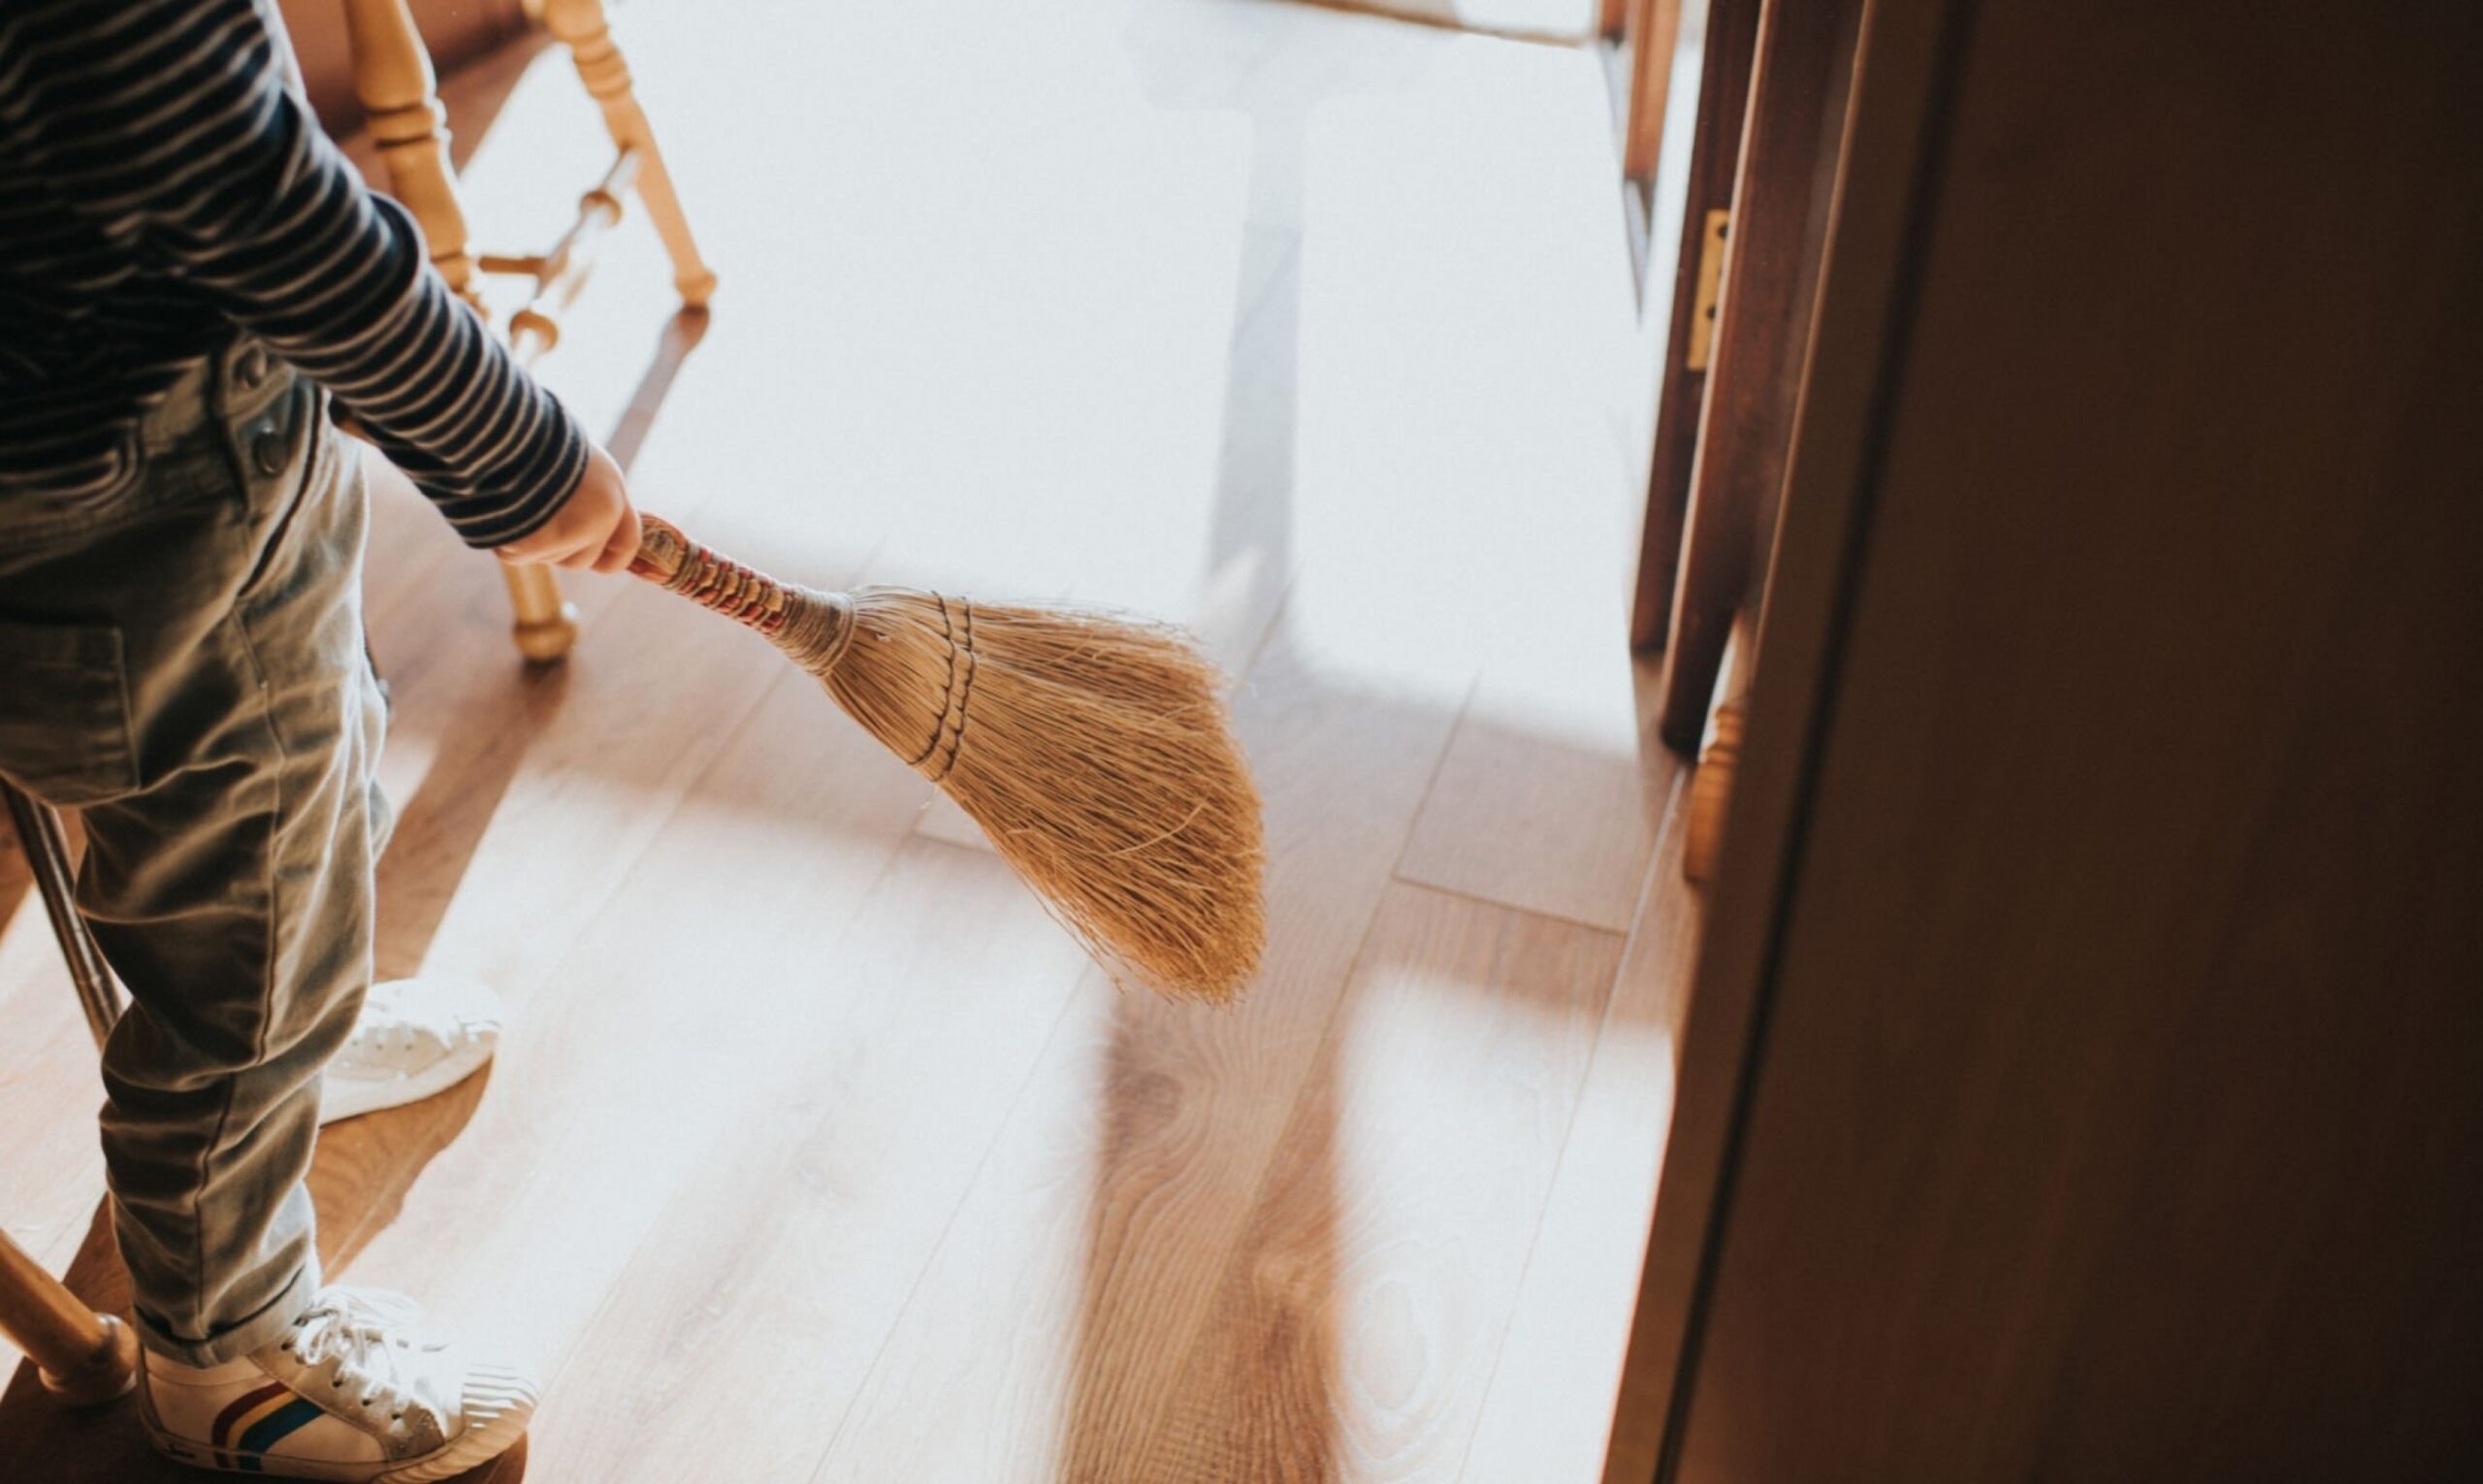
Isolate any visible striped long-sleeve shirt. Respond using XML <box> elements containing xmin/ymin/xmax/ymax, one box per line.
<box><xmin>0</xmin><ymin>0</ymin><xmax>587</xmax><ymax>548</ymax></box>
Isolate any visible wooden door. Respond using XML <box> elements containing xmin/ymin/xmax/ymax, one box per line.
<box><xmin>1606</xmin><ymin>0</ymin><xmax>2483</xmax><ymax>1477</ymax></box>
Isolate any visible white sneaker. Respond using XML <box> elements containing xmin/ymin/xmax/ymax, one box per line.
<box><xmin>138</xmin><ymin>1287</ymin><xmax>537</xmax><ymax>1481</ymax></box>
<box><xmin>320</xmin><ymin>977</ymin><xmax>503</xmax><ymax>1125</ymax></box>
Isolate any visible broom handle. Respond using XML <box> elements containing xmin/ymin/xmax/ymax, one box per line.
<box><xmin>627</xmin><ymin>514</ymin><xmax>798</xmax><ymax>639</ymax></box>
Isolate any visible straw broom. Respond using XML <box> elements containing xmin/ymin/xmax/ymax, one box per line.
<box><xmin>625</xmin><ymin>516</ymin><xmax>1266</xmax><ymax>1003</ymax></box>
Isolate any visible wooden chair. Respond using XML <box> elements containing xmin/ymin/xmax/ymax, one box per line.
<box><xmin>344</xmin><ymin>0</ymin><xmax>716</xmax><ymax>661</ymax></box>
<box><xmin>0</xmin><ymin>779</ymin><xmax>135</xmax><ymax>1405</ymax></box>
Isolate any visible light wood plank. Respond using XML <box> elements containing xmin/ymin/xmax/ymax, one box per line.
<box><xmin>1396</xmin><ymin>662</ymin><xmax>1665</xmax><ymax>931</ymax></box>
<box><xmin>518</xmin><ymin>838</ymin><xmax>1095</xmax><ymax>1481</ymax></box>
<box><xmin>0</xmin><ymin>1010</ymin><xmax>98</xmax><ymax>1278</ymax></box>
<box><xmin>1139</xmin><ymin>882</ymin><xmax>1624</xmax><ymax>1482</ymax></box>
<box><xmin>1298</xmin><ymin>27</ymin><xmax>1663</xmax><ymax>931</ymax></box>
<box><xmin>1459</xmin><ymin>760</ymin><xmax>1694</xmax><ymax>1484</ymax></box>
<box><xmin>0</xmin><ymin>819</ymin><xmax>104</xmax><ymax>1296</ymax></box>
<box><xmin>331</xmin><ymin>665</ymin><xmax>930</xmax><ymax>1362</ymax></box>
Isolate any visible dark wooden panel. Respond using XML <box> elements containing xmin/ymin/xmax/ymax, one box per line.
<box><xmin>1653</xmin><ymin>0</ymin><xmax>1858</xmax><ymax>749</ymax></box>
<box><xmin>1600</xmin><ymin>0</ymin><xmax>1962</xmax><ymax>1472</ymax></box>
<box><xmin>1648</xmin><ymin>0</ymin><xmax>2483</xmax><ymax>1478</ymax></box>
<box><xmin>1628</xmin><ymin>0</ymin><xmax>1760</xmax><ymax>650</ymax></box>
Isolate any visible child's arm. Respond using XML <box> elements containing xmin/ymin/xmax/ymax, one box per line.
<box><xmin>0</xmin><ymin>0</ymin><xmax>597</xmax><ymax>551</ymax></box>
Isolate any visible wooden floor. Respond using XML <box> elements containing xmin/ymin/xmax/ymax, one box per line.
<box><xmin>0</xmin><ymin>2</ymin><xmax>1697</xmax><ymax>1478</ymax></box>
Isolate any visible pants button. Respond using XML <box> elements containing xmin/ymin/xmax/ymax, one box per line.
<box><xmin>236</xmin><ymin>345</ymin><xmax>270</xmax><ymax>388</ymax></box>
<box><xmin>251</xmin><ymin>424</ymin><xmax>288</xmax><ymax>475</ymax></box>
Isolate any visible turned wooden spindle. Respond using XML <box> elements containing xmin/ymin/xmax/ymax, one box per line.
<box><xmin>345</xmin><ymin>0</ymin><xmax>579</xmax><ymax>661</ymax></box>
<box><xmin>342</xmin><ymin>0</ymin><xmax>715</xmax><ymax>661</ymax></box>
<box><xmin>493</xmin><ymin>565</ymin><xmax>580</xmax><ymax>664</ymax></box>
<box><xmin>541</xmin><ymin>0</ymin><xmax>718</xmax><ymax>307</ymax></box>
<box><xmin>343</xmin><ymin>0</ymin><xmax>480</xmax><ymax>305</ymax></box>
<box><xmin>0</xmin><ymin>1228</ymin><xmax>139</xmax><ymax>1406</ymax></box>
<box><xmin>1681</xmin><ymin>695</ymin><xmax>1744</xmax><ymax>885</ymax></box>
<box><xmin>1682</xmin><ymin>608</ymin><xmax>1757</xmax><ymax>885</ymax></box>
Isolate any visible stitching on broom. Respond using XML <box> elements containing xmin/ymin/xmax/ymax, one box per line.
<box><xmin>907</xmin><ymin>594</ymin><xmax>962</xmax><ymax>771</ymax></box>
<box><xmin>808</xmin><ymin>591</ymin><xmax>858</xmax><ymax>674</ymax></box>
<box><xmin>926</xmin><ymin>598</ymin><xmax>977</xmax><ymax>785</ymax></box>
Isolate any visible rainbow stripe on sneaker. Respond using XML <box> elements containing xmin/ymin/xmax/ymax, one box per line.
<box><xmin>210</xmin><ymin>1380</ymin><xmax>325</xmax><ymax>1472</ymax></box>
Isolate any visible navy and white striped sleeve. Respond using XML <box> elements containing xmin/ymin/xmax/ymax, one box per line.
<box><xmin>0</xmin><ymin>0</ymin><xmax>589</xmax><ymax>547</ymax></box>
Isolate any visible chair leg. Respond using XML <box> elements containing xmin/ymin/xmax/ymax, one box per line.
<box><xmin>542</xmin><ymin>0</ymin><xmax>719</xmax><ymax>308</ymax></box>
<box><xmin>345</xmin><ymin>0</ymin><xmax>579</xmax><ymax>661</ymax></box>
<box><xmin>0</xmin><ymin>1226</ymin><xmax>138</xmax><ymax>1405</ymax></box>
<box><xmin>1</xmin><ymin>778</ymin><xmax>122</xmax><ymax>1051</ymax></box>
<box><xmin>501</xmin><ymin>562</ymin><xmax>583</xmax><ymax>663</ymax></box>
<box><xmin>343</xmin><ymin>0</ymin><xmax>483</xmax><ymax>305</ymax></box>
<box><xmin>0</xmin><ymin>788</ymin><xmax>135</xmax><ymax>1405</ymax></box>
<box><xmin>0</xmin><ymin>785</ymin><xmax>135</xmax><ymax>1400</ymax></box>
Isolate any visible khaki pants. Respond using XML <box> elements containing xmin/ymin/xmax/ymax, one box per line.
<box><xmin>0</xmin><ymin>337</ymin><xmax>388</xmax><ymax>1365</ymax></box>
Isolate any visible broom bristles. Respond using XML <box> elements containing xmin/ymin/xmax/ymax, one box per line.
<box><xmin>629</xmin><ymin>517</ymin><xmax>1266</xmax><ymax>1002</ymax></box>
<box><xmin>818</xmin><ymin>590</ymin><xmax>1265</xmax><ymax>1003</ymax></box>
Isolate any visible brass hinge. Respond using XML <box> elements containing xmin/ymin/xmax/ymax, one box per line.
<box><xmin>1687</xmin><ymin>208</ymin><xmax>1729</xmax><ymax>371</ymax></box>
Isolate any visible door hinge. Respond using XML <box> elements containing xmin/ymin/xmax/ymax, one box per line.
<box><xmin>1687</xmin><ymin>208</ymin><xmax>1729</xmax><ymax>371</ymax></box>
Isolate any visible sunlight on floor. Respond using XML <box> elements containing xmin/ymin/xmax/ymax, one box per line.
<box><xmin>3</xmin><ymin>3</ymin><xmax>1688</xmax><ymax>1476</ymax></box>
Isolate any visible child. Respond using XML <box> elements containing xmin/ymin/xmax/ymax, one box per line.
<box><xmin>1</xmin><ymin>0</ymin><xmax>631</xmax><ymax>1474</ymax></box>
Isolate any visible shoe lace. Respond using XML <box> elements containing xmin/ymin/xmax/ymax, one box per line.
<box><xmin>280</xmin><ymin>1288</ymin><xmax>435</xmax><ymax>1422</ymax></box>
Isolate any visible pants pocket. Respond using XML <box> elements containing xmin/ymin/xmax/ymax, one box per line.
<box><xmin>0</xmin><ymin>618</ymin><xmax>140</xmax><ymax>805</ymax></box>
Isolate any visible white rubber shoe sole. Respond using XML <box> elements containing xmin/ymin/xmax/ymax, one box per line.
<box><xmin>318</xmin><ymin>976</ymin><xmax>502</xmax><ymax>1125</ymax></box>
<box><xmin>143</xmin><ymin>1367</ymin><xmax>537</xmax><ymax>1481</ymax></box>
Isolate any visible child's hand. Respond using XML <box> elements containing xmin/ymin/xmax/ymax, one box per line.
<box><xmin>497</xmin><ymin>444</ymin><xmax>642</xmax><ymax>573</ymax></box>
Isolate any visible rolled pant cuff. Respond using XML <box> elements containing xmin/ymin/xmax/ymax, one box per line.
<box><xmin>134</xmin><ymin>1254</ymin><xmax>321</xmax><ymax>1368</ymax></box>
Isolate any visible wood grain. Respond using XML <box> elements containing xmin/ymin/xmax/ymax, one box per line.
<box><xmin>1139</xmin><ymin>883</ymin><xmax>1624</xmax><ymax>1482</ymax></box>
